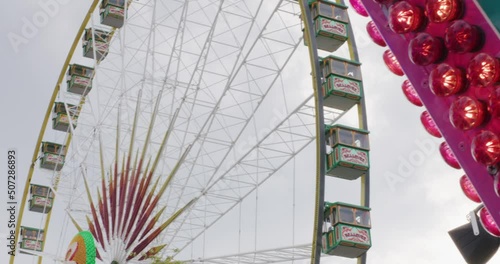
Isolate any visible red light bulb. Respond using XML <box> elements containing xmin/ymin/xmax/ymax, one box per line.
<box><xmin>421</xmin><ymin>111</ymin><xmax>442</xmax><ymax>138</ymax></box>
<box><xmin>383</xmin><ymin>50</ymin><xmax>404</xmax><ymax>76</ymax></box>
<box><xmin>429</xmin><ymin>63</ymin><xmax>464</xmax><ymax>96</ymax></box>
<box><xmin>425</xmin><ymin>0</ymin><xmax>462</xmax><ymax>23</ymax></box>
<box><xmin>459</xmin><ymin>175</ymin><xmax>481</xmax><ymax>203</ymax></box>
<box><xmin>471</xmin><ymin>130</ymin><xmax>500</xmax><ymax>166</ymax></box>
<box><xmin>449</xmin><ymin>96</ymin><xmax>485</xmax><ymax>130</ymax></box>
<box><xmin>445</xmin><ymin>20</ymin><xmax>481</xmax><ymax>53</ymax></box>
<box><xmin>489</xmin><ymin>86</ymin><xmax>500</xmax><ymax>119</ymax></box>
<box><xmin>467</xmin><ymin>53</ymin><xmax>500</xmax><ymax>87</ymax></box>
<box><xmin>366</xmin><ymin>21</ymin><xmax>386</xmax><ymax>47</ymax></box>
<box><xmin>350</xmin><ymin>0</ymin><xmax>368</xmax><ymax>17</ymax></box>
<box><xmin>479</xmin><ymin>207</ymin><xmax>500</xmax><ymax>237</ymax></box>
<box><xmin>402</xmin><ymin>80</ymin><xmax>422</xmax><ymax>106</ymax></box>
<box><xmin>439</xmin><ymin>141</ymin><xmax>461</xmax><ymax>169</ymax></box>
<box><xmin>389</xmin><ymin>1</ymin><xmax>424</xmax><ymax>34</ymax></box>
<box><xmin>409</xmin><ymin>33</ymin><xmax>444</xmax><ymax>66</ymax></box>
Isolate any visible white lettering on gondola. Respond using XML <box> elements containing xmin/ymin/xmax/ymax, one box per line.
<box><xmin>341</xmin><ymin>148</ymin><xmax>368</xmax><ymax>166</ymax></box>
<box><xmin>341</xmin><ymin>226</ymin><xmax>370</xmax><ymax>244</ymax></box>
<box><xmin>321</xmin><ymin>19</ymin><xmax>346</xmax><ymax>36</ymax></box>
<box><xmin>334</xmin><ymin>78</ymin><xmax>360</xmax><ymax>94</ymax></box>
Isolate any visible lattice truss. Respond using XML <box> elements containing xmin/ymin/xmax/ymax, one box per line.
<box><xmin>186</xmin><ymin>244</ymin><xmax>314</xmax><ymax>263</ymax></box>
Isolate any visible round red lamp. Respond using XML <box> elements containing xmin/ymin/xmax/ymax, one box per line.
<box><xmin>409</xmin><ymin>33</ymin><xmax>444</xmax><ymax>66</ymax></box>
<box><xmin>402</xmin><ymin>80</ymin><xmax>422</xmax><ymax>106</ymax></box>
<box><xmin>367</xmin><ymin>21</ymin><xmax>386</xmax><ymax>47</ymax></box>
<box><xmin>479</xmin><ymin>207</ymin><xmax>500</xmax><ymax>237</ymax></box>
<box><xmin>467</xmin><ymin>53</ymin><xmax>500</xmax><ymax>87</ymax></box>
<box><xmin>350</xmin><ymin>0</ymin><xmax>368</xmax><ymax>17</ymax></box>
<box><xmin>429</xmin><ymin>63</ymin><xmax>464</xmax><ymax>96</ymax></box>
<box><xmin>425</xmin><ymin>0</ymin><xmax>462</xmax><ymax>23</ymax></box>
<box><xmin>389</xmin><ymin>1</ymin><xmax>424</xmax><ymax>34</ymax></box>
<box><xmin>445</xmin><ymin>20</ymin><xmax>481</xmax><ymax>53</ymax></box>
<box><xmin>471</xmin><ymin>130</ymin><xmax>500</xmax><ymax>166</ymax></box>
<box><xmin>421</xmin><ymin>111</ymin><xmax>442</xmax><ymax>137</ymax></box>
<box><xmin>449</xmin><ymin>96</ymin><xmax>485</xmax><ymax>130</ymax></box>
<box><xmin>459</xmin><ymin>175</ymin><xmax>481</xmax><ymax>203</ymax></box>
<box><xmin>383</xmin><ymin>49</ymin><xmax>405</xmax><ymax>76</ymax></box>
<box><xmin>440</xmin><ymin>141</ymin><xmax>461</xmax><ymax>169</ymax></box>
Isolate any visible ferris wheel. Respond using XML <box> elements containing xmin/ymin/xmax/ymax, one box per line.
<box><xmin>10</xmin><ymin>0</ymin><xmax>372</xmax><ymax>264</ymax></box>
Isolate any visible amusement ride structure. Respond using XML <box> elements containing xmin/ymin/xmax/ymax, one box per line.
<box><xmin>9</xmin><ymin>0</ymin><xmax>500</xmax><ymax>264</ymax></box>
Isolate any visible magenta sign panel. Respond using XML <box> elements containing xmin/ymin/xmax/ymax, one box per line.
<box><xmin>360</xmin><ymin>0</ymin><xmax>500</xmax><ymax>226</ymax></box>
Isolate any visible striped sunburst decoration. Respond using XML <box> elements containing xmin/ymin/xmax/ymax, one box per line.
<box><xmin>71</xmin><ymin>90</ymin><xmax>195</xmax><ymax>263</ymax></box>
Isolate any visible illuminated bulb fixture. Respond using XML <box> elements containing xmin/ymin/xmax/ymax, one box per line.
<box><xmin>449</xmin><ymin>96</ymin><xmax>485</xmax><ymax>130</ymax></box>
<box><xmin>425</xmin><ymin>0</ymin><xmax>462</xmax><ymax>23</ymax></box>
<box><xmin>471</xmin><ymin>130</ymin><xmax>500</xmax><ymax>166</ymax></box>
<box><xmin>349</xmin><ymin>0</ymin><xmax>368</xmax><ymax>17</ymax></box>
<box><xmin>421</xmin><ymin>111</ymin><xmax>442</xmax><ymax>137</ymax></box>
<box><xmin>467</xmin><ymin>53</ymin><xmax>500</xmax><ymax>87</ymax></box>
<box><xmin>459</xmin><ymin>175</ymin><xmax>481</xmax><ymax>203</ymax></box>
<box><xmin>445</xmin><ymin>20</ymin><xmax>482</xmax><ymax>53</ymax></box>
<box><xmin>389</xmin><ymin>1</ymin><xmax>424</xmax><ymax>34</ymax></box>
<box><xmin>383</xmin><ymin>49</ymin><xmax>404</xmax><ymax>76</ymax></box>
<box><xmin>439</xmin><ymin>141</ymin><xmax>461</xmax><ymax>169</ymax></box>
<box><xmin>366</xmin><ymin>21</ymin><xmax>386</xmax><ymax>47</ymax></box>
<box><xmin>480</xmin><ymin>207</ymin><xmax>500</xmax><ymax>237</ymax></box>
<box><xmin>401</xmin><ymin>80</ymin><xmax>422</xmax><ymax>106</ymax></box>
<box><xmin>429</xmin><ymin>63</ymin><xmax>464</xmax><ymax>96</ymax></box>
<box><xmin>409</xmin><ymin>33</ymin><xmax>444</xmax><ymax>66</ymax></box>
<box><xmin>489</xmin><ymin>86</ymin><xmax>500</xmax><ymax>119</ymax></box>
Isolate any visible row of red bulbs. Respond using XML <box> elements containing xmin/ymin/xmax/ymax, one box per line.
<box><xmin>410</xmin><ymin>87</ymin><xmax>500</xmax><ymax>166</ymax></box>
<box><xmin>378</xmin><ymin>57</ymin><xmax>500</xmax><ymax>166</ymax></box>
<box><xmin>358</xmin><ymin>0</ymin><xmax>500</xmax><ymax>87</ymax></box>
<box><xmin>351</xmin><ymin>0</ymin><xmax>499</xmax><ymax>179</ymax></box>
<box><xmin>347</xmin><ymin>0</ymin><xmax>500</xmax><ymax>236</ymax></box>
<box><xmin>363</xmin><ymin>0</ymin><xmax>500</xmax><ymax>167</ymax></box>
<box><xmin>403</xmin><ymin>74</ymin><xmax>499</xmax><ymax>198</ymax></box>
<box><xmin>350</xmin><ymin>0</ymin><xmax>464</xmax><ymax>23</ymax></box>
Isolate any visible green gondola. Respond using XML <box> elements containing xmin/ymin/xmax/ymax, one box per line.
<box><xmin>306</xmin><ymin>0</ymin><xmax>349</xmax><ymax>52</ymax></box>
<box><xmin>322</xmin><ymin>202</ymin><xmax>371</xmax><ymax>258</ymax></box>
<box><xmin>19</xmin><ymin>226</ymin><xmax>45</xmax><ymax>253</ymax></box>
<box><xmin>325</xmin><ymin>124</ymin><xmax>369</xmax><ymax>180</ymax></box>
<box><xmin>67</xmin><ymin>64</ymin><xmax>94</xmax><ymax>95</ymax></box>
<box><xmin>40</xmin><ymin>141</ymin><xmax>66</xmax><ymax>171</ymax></box>
<box><xmin>82</xmin><ymin>28</ymin><xmax>111</xmax><ymax>61</ymax></box>
<box><xmin>28</xmin><ymin>184</ymin><xmax>54</xmax><ymax>214</ymax></box>
<box><xmin>321</xmin><ymin>55</ymin><xmax>363</xmax><ymax>111</ymax></box>
<box><xmin>100</xmin><ymin>0</ymin><xmax>126</xmax><ymax>28</ymax></box>
<box><xmin>52</xmin><ymin>102</ymin><xmax>79</xmax><ymax>132</ymax></box>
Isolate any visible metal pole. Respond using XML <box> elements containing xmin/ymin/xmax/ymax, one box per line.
<box><xmin>297</xmin><ymin>1</ymin><xmax>327</xmax><ymax>264</ymax></box>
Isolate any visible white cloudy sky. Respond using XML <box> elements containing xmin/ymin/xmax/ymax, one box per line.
<box><xmin>1</xmin><ymin>1</ymin><xmax>498</xmax><ymax>264</ymax></box>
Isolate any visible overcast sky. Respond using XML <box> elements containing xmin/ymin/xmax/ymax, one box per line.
<box><xmin>1</xmin><ymin>1</ymin><xmax>498</xmax><ymax>264</ymax></box>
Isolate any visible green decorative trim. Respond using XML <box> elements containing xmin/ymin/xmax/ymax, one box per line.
<box><xmin>324</xmin><ymin>201</ymin><xmax>370</xmax><ymax>211</ymax></box>
<box><xmin>80</xmin><ymin>231</ymin><xmax>97</xmax><ymax>264</ymax></box>
<box><xmin>324</xmin><ymin>124</ymin><xmax>369</xmax><ymax>134</ymax></box>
